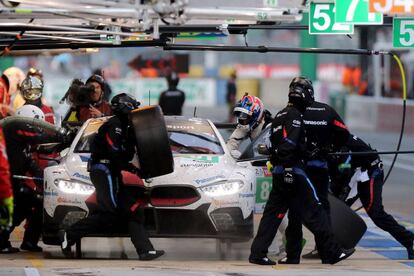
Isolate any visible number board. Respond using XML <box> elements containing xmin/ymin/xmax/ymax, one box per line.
<box><xmin>393</xmin><ymin>17</ymin><xmax>414</xmax><ymax>48</ymax></box>
<box><xmin>309</xmin><ymin>2</ymin><xmax>354</xmax><ymax>34</ymax></box>
<box><xmin>335</xmin><ymin>0</ymin><xmax>383</xmax><ymax>24</ymax></box>
<box><xmin>370</xmin><ymin>0</ymin><xmax>414</xmax><ymax>14</ymax></box>
<box><xmin>256</xmin><ymin>177</ymin><xmax>272</xmax><ymax>204</ymax></box>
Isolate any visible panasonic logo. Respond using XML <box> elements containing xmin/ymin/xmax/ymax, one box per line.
<box><xmin>303</xmin><ymin>120</ymin><xmax>328</xmax><ymax>126</ymax></box>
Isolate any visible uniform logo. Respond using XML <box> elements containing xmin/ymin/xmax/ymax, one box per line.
<box><xmin>303</xmin><ymin>120</ymin><xmax>327</xmax><ymax>126</ymax></box>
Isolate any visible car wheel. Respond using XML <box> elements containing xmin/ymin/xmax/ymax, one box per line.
<box><xmin>129</xmin><ymin>106</ymin><xmax>174</xmax><ymax>179</ymax></box>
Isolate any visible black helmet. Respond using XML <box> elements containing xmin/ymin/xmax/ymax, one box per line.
<box><xmin>111</xmin><ymin>93</ymin><xmax>140</xmax><ymax>116</ymax></box>
<box><xmin>288</xmin><ymin>76</ymin><xmax>314</xmax><ymax>107</ymax></box>
<box><xmin>86</xmin><ymin>74</ymin><xmax>105</xmax><ymax>90</ymax></box>
<box><xmin>166</xmin><ymin>72</ymin><xmax>179</xmax><ymax>88</ymax></box>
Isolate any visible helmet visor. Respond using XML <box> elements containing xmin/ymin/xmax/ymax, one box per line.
<box><xmin>23</xmin><ymin>88</ymin><xmax>42</xmax><ymax>101</ymax></box>
<box><xmin>237</xmin><ymin>112</ymin><xmax>252</xmax><ymax>125</ymax></box>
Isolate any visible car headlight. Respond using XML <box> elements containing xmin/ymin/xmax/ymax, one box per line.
<box><xmin>199</xmin><ymin>180</ymin><xmax>244</xmax><ymax>197</ymax></box>
<box><xmin>54</xmin><ymin>179</ymin><xmax>95</xmax><ymax>195</ymax></box>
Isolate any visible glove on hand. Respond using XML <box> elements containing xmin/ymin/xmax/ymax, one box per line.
<box><xmin>0</xmin><ymin>196</ymin><xmax>13</xmax><ymax>231</ymax></box>
<box><xmin>230</xmin><ymin>150</ymin><xmax>241</xmax><ymax>159</ymax></box>
<box><xmin>266</xmin><ymin>161</ymin><xmax>273</xmax><ymax>173</ymax></box>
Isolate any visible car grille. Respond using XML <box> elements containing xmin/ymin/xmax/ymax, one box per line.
<box><xmin>150</xmin><ymin>185</ymin><xmax>200</xmax><ymax>207</ymax></box>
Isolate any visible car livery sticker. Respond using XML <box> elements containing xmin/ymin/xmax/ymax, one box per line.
<box><xmin>194</xmin><ymin>175</ymin><xmax>226</xmax><ymax>185</ymax></box>
<box><xmin>180</xmin><ymin>156</ymin><xmax>220</xmax><ymax>168</ymax></box>
<box><xmin>73</xmin><ymin>172</ymin><xmax>90</xmax><ymax>181</ymax></box>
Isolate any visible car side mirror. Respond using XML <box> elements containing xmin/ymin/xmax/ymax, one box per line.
<box><xmin>257</xmin><ymin>144</ymin><xmax>270</xmax><ymax>155</ymax></box>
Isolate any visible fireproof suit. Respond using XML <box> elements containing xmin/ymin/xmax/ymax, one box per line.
<box><xmin>285</xmin><ymin>101</ymin><xmax>350</xmax><ymax>260</ymax></box>
<box><xmin>0</xmin><ymin>117</ymin><xmax>63</xmax><ymax>250</ymax></box>
<box><xmin>250</xmin><ymin>104</ymin><xmax>343</xmax><ymax>264</ymax></box>
<box><xmin>0</xmin><ymin>127</ymin><xmax>13</xmax><ymax>230</ymax></box>
<box><xmin>331</xmin><ymin>134</ymin><xmax>414</xmax><ymax>250</ymax></box>
<box><xmin>65</xmin><ymin>115</ymin><xmax>155</xmax><ymax>255</ymax></box>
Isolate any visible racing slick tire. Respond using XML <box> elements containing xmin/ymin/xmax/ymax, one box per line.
<box><xmin>329</xmin><ymin>193</ymin><xmax>367</xmax><ymax>249</ymax></box>
<box><xmin>129</xmin><ymin>105</ymin><xmax>174</xmax><ymax>179</ymax></box>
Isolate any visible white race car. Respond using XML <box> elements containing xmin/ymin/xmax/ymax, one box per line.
<box><xmin>42</xmin><ymin>116</ymin><xmax>256</xmax><ymax>245</ymax></box>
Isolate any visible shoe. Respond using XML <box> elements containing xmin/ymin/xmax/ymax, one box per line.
<box><xmin>249</xmin><ymin>256</ymin><xmax>276</xmax><ymax>265</ymax></box>
<box><xmin>278</xmin><ymin>256</ymin><xmax>300</xmax><ymax>264</ymax></box>
<box><xmin>0</xmin><ymin>246</ymin><xmax>19</xmax><ymax>254</ymax></box>
<box><xmin>139</xmin><ymin>250</ymin><xmax>165</xmax><ymax>261</ymax></box>
<box><xmin>302</xmin><ymin>248</ymin><xmax>319</xmax><ymax>259</ymax></box>
<box><xmin>330</xmin><ymin>248</ymin><xmax>355</xmax><ymax>265</ymax></box>
<box><xmin>60</xmin><ymin>231</ymin><xmax>73</xmax><ymax>258</ymax></box>
<box><xmin>20</xmin><ymin>242</ymin><xmax>42</xmax><ymax>252</ymax></box>
<box><xmin>407</xmin><ymin>241</ymin><xmax>414</xmax><ymax>260</ymax></box>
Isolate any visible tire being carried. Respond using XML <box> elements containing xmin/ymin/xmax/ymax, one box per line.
<box><xmin>129</xmin><ymin>105</ymin><xmax>174</xmax><ymax>179</ymax></box>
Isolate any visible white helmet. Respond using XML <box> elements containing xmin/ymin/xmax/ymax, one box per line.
<box><xmin>15</xmin><ymin>104</ymin><xmax>45</xmax><ymax>121</ymax></box>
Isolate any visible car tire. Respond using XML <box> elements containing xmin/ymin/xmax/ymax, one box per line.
<box><xmin>129</xmin><ymin>105</ymin><xmax>174</xmax><ymax>179</ymax></box>
<box><xmin>329</xmin><ymin>194</ymin><xmax>367</xmax><ymax>249</ymax></box>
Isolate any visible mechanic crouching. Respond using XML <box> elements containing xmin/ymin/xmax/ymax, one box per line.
<box><xmin>61</xmin><ymin>93</ymin><xmax>164</xmax><ymax>260</ymax></box>
<box><xmin>249</xmin><ymin>80</ymin><xmax>355</xmax><ymax>265</ymax></box>
<box><xmin>330</xmin><ymin>134</ymin><xmax>414</xmax><ymax>260</ymax></box>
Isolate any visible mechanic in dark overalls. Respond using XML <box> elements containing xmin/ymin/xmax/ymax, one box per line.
<box><xmin>62</xmin><ymin>93</ymin><xmax>164</xmax><ymax>260</ymax></box>
<box><xmin>158</xmin><ymin>72</ymin><xmax>185</xmax><ymax>115</ymax></box>
<box><xmin>249</xmin><ymin>78</ymin><xmax>354</xmax><ymax>265</ymax></box>
<box><xmin>281</xmin><ymin>77</ymin><xmax>351</xmax><ymax>264</ymax></box>
<box><xmin>0</xmin><ymin>108</ymin><xmax>65</xmax><ymax>253</ymax></box>
<box><xmin>330</xmin><ymin>134</ymin><xmax>414</xmax><ymax>260</ymax></box>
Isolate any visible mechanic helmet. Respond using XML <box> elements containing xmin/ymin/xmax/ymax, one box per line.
<box><xmin>233</xmin><ymin>93</ymin><xmax>264</xmax><ymax>129</ymax></box>
<box><xmin>288</xmin><ymin>76</ymin><xmax>314</xmax><ymax>108</ymax></box>
<box><xmin>86</xmin><ymin>74</ymin><xmax>105</xmax><ymax>90</ymax></box>
<box><xmin>21</xmin><ymin>75</ymin><xmax>44</xmax><ymax>102</ymax></box>
<box><xmin>15</xmin><ymin>104</ymin><xmax>45</xmax><ymax>121</ymax></box>
<box><xmin>27</xmin><ymin>67</ymin><xmax>43</xmax><ymax>81</ymax></box>
<box><xmin>111</xmin><ymin>93</ymin><xmax>140</xmax><ymax>116</ymax></box>
<box><xmin>3</xmin><ymin>66</ymin><xmax>25</xmax><ymax>94</ymax></box>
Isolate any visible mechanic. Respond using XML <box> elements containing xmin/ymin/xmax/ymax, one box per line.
<box><xmin>0</xmin><ymin>106</ymin><xmax>66</xmax><ymax>253</ymax></box>
<box><xmin>21</xmin><ymin>76</ymin><xmax>55</xmax><ymax>124</ymax></box>
<box><xmin>0</xmin><ymin>126</ymin><xmax>13</xmax><ymax>235</ymax></box>
<box><xmin>280</xmin><ymin>77</ymin><xmax>351</xmax><ymax>264</ymax></box>
<box><xmin>226</xmin><ymin>93</ymin><xmax>272</xmax><ymax>159</ymax></box>
<box><xmin>158</xmin><ymin>72</ymin><xmax>185</xmax><ymax>115</ymax></box>
<box><xmin>249</xmin><ymin>77</ymin><xmax>354</xmax><ymax>265</ymax></box>
<box><xmin>61</xmin><ymin>93</ymin><xmax>165</xmax><ymax>260</ymax></box>
<box><xmin>0</xmin><ymin>74</ymin><xmax>10</xmax><ymax>118</ymax></box>
<box><xmin>78</xmin><ymin>74</ymin><xmax>112</xmax><ymax>122</ymax></box>
<box><xmin>330</xmin><ymin>134</ymin><xmax>414</xmax><ymax>260</ymax></box>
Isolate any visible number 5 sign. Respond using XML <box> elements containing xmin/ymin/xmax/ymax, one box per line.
<box><xmin>309</xmin><ymin>2</ymin><xmax>354</xmax><ymax>34</ymax></box>
<box><xmin>393</xmin><ymin>18</ymin><xmax>414</xmax><ymax>48</ymax></box>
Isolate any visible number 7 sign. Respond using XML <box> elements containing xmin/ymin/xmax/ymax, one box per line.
<box><xmin>335</xmin><ymin>0</ymin><xmax>383</xmax><ymax>24</ymax></box>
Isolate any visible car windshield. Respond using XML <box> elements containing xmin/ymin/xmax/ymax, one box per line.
<box><xmin>74</xmin><ymin>117</ymin><xmax>224</xmax><ymax>154</ymax></box>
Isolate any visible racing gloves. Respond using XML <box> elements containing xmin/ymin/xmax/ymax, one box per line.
<box><xmin>0</xmin><ymin>196</ymin><xmax>13</xmax><ymax>231</ymax></box>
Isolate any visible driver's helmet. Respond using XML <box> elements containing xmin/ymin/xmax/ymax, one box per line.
<box><xmin>111</xmin><ymin>93</ymin><xmax>140</xmax><ymax>116</ymax></box>
<box><xmin>21</xmin><ymin>76</ymin><xmax>43</xmax><ymax>101</ymax></box>
<box><xmin>233</xmin><ymin>94</ymin><xmax>264</xmax><ymax>129</ymax></box>
<box><xmin>15</xmin><ymin>104</ymin><xmax>45</xmax><ymax>121</ymax></box>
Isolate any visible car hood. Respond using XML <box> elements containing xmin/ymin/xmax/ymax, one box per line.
<box><xmin>63</xmin><ymin>153</ymin><xmax>250</xmax><ymax>187</ymax></box>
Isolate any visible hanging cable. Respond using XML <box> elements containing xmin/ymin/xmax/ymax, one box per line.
<box><xmin>0</xmin><ymin>18</ymin><xmax>34</xmax><ymax>56</ymax></box>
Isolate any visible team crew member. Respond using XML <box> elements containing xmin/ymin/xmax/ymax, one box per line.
<box><xmin>78</xmin><ymin>74</ymin><xmax>112</xmax><ymax>121</ymax></box>
<box><xmin>62</xmin><ymin>93</ymin><xmax>164</xmax><ymax>260</ymax></box>
<box><xmin>21</xmin><ymin>75</ymin><xmax>55</xmax><ymax>124</ymax></box>
<box><xmin>282</xmin><ymin>77</ymin><xmax>350</xmax><ymax>263</ymax></box>
<box><xmin>249</xmin><ymin>78</ymin><xmax>354</xmax><ymax>265</ymax></box>
<box><xmin>158</xmin><ymin>72</ymin><xmax>185</xmax><ymax>115</ymax></box>
<box><xmin>0</xmin><ymin>106</ymin><xmax>65</xmax><ymax>253</ymax></box>
<box><xmin>0</xmin><ymin>126</ymin><xmax>13</xmax><ymax>233</ymax></box>
<box><xmin>226</xmin><ymin>94</ymin><xmax>272</xmax><ymax>159</ymax></box>
<box><xmin>331</xmin><ymin>134</ymin><xmax>414</xmax><ymax>260</ymax></box>
<box><xmin>0</xmin><ymin>74</ymin><xmax>10</xmax><ymax>118</ymax></box>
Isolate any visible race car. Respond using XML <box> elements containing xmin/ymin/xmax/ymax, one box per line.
<box><xmin>42</xmin><ymin>116</ymin><xmax>256</xmax><ymax>245</ymax></box>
